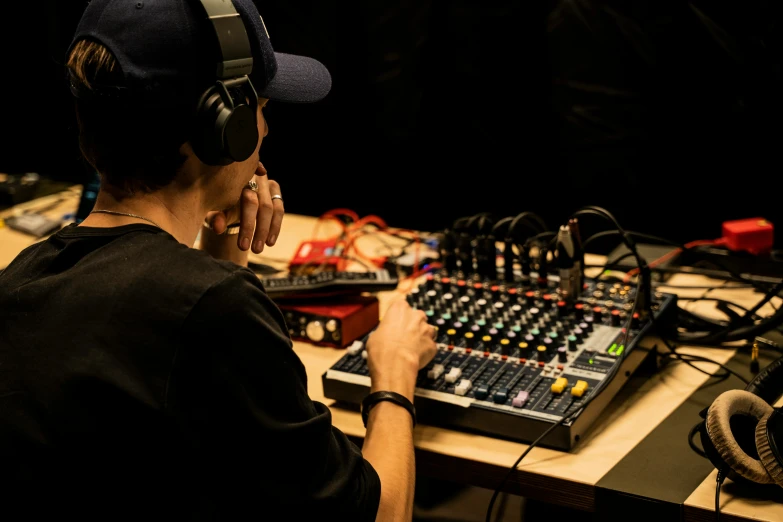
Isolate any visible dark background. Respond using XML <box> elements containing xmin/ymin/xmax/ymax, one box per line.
<box><xmin>2</xmin><ymin>0</ymin><xmax>782</xmax><ymax>249</ymax></box>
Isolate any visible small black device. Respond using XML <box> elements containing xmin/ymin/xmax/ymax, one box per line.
<box><xmin>190</xmin><ymin>0</ymin><xmax>259</xmax><ymax>166</ymax></box>
<box><xmin>261</xmin><ymin>270</ymin><xmax>399</xmax><ymax>300</ymax></box>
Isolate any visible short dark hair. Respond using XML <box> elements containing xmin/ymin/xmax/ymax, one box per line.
<box><xmin>67</xmin><ymin>39</ymin><xmax>197</xmax><ymax>194</ymax></box>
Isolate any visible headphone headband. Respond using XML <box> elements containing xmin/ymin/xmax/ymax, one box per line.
<box><xmin>198</xmin><ymin>0</ymin><xmax>254</xmax><ymax>79</ymax></box>
<box><xmin>746</xmin><ymin>354</ymin><xmax>783</xmax><ymax>405</ymax></box>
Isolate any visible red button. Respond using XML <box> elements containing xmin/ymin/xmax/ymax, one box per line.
<box><xmin>491</xmin><ymin>285</ymin><xmax>499</xmax><ymax>292</ymax></box>
<box><xmin>557</xmin><ymin>364</ymin><xmax>564</xmax><ymax>370</ymax></box>
<box><xmin>593</xmin><ymin>306</ymin><xmax>602</xmax><ymax>313</ymax></box>
<box><xmin>575</xmin><ymin>303</ymin><xmax>584</xmax><ymax>310</ymax></box>
<box><xmin>520</xmin><ymin>358</ymin><xmax>527</xmax><ymax>364</ymax></box>
<box><xmin>441</xmin><ymin>277</ymin><xmax>451</xmax><ymax>284</ymax></box>
<box><xmin>558</xmin><ymin>300</ymin><xmax>566</xmax><ymax>307</ymax></box>
<box><xmin>501</xmin><ymin>355</ymin><xmax>508</xmax><ymax>361</ymax></box>
<box><xmin>612</xmin><ymin>309</ymin><xmax>620</xmax><ymax>316</ymax></box>
<box><xmin>526</xmin><ymin>291</ymin><xmax>535</xmax><ymax>298</ymax></box>
<box><xmin>465</xmin><ymin>348</ymin><xmax>472</xmax><ymax>354</ymax></box>
<box><xmin>508</xmin><ymin>288</ymin><xmax>517</xmax><ymax>294</ymax></box>
<box><xmin>457</xmin><ymin>280</ymin><xmax>466</xmax><ymax>286</ymax></box>
<box><xmin>538</xmin><ymin>361</ymin><xmax>546</xmax><ymax>367</ymax></box>
<box><xmin>543</xmin><ymin>294</ymin><xmax>551</xmax><ymax>301</ymax></box>
<box><xmin>447</xmin><ymin>345</ymin><xmax>454</xmax><ymax>351</ymax></box>
<box><xmin>484</xmin><ymin>351</ymin><xmax>491</xmax><ymax>357</ymax></box>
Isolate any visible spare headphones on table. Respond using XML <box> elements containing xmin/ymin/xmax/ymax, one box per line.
<box><xmin>697</xmin><ymin>352</ymin><xmax>783</xmax><ymax>488</ymax></box>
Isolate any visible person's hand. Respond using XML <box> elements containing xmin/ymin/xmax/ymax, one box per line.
<box><xmin>205</xmin><ymin>162</ymin><xmax>284</xmax><ymax>254</ymax></box>
<box><xmin>366</xmin><ymin>298</ymin><xmax>438</xmax><ymax>399</ymax></box>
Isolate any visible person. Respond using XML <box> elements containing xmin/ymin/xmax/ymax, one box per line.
<box><xmin>0</xmin><ymin>1</ymin><xmax>437</xmax><ymax>520</ymax></box>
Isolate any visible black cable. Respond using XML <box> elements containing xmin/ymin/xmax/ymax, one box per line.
<box><xmin>689</xmin><ymin>421</ymin><xmax>707</xmax><ymax>459</ymax></box>
<box><xmin>715</xmin><ymin>469</ymin><xmax>726</xmax><ymax>521</ymax></box>
<box><xmin>491</xmin><ymin>216</ymin><xmax>514</xmax><ymax>237</ymax></box>
<box><xmin>507</xmin><ymin>211</ymin><xmax>548</xmax><ymax>238</ymax></box>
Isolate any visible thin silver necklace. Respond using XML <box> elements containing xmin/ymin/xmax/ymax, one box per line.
<box><xmin>90</xmin><ymin>209</ymin><xmax>163</xmax><ymax>230</ymax></box>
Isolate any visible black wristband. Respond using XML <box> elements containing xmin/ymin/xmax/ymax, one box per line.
<box><xmin>361</xmin><ymin>391</ymin><xmax>416</xmax><ymax>428</ymax></box>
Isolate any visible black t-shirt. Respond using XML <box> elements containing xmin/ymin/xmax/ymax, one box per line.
<box><xmin>0</xmin><ymin>224</ymin><xmax>380</xmax><ymax>521</ymax></box>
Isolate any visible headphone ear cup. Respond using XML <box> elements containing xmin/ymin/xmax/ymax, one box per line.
<box><xmin>193</xmin><ymin>88</ymin><xmax>231</xmax><ymax>166</ymax></box>
<box><xmin>222</xmin><ymin>103</ymin><xmax>258</xmax><ymax>162</ymax></box>
<box><xmin>706</xmin><ymin>389</ymin><xmax>775</xmax><ymax>485</ymax></box>
<box><xmin>755</xmin><ymin>409</ymin><xmax>783</xmax><ymax>488</ymax></box>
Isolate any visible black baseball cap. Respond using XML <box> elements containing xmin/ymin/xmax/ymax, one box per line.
<box><xmin>67</xmin><ymin>0</ymin><xmax>331</xmax><ymax>104</ymax></box>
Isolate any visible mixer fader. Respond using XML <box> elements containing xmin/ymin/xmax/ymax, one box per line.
<box><xmin>322</xmin><ymin>270</ymin><xmax>676</xmax><ymax>450</ymax></box>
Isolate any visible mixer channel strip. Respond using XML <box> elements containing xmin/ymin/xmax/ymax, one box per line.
<box><xmin>323</xmin><ymin>272</ymin><xmax>676</xmax><ymax>450</ymax></box>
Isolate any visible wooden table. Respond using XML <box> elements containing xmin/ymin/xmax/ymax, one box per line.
<box><xmin>2</xmin><ymin>186</ymin><xmax>783</xmax><ymax>521</ymax></box>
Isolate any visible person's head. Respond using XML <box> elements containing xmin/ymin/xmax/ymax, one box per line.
<box><xmin>66</xmin><ymin>0</ymin><xmax>331</xmax><ymax>208</ymax></box>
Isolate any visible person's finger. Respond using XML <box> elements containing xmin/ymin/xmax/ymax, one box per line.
<box><xmin>252</xmin><ymin>174</ymin><xmax>274</xmax><ymax>253</ymax></box>
<box><xmin>266</xmin><ymin>179</ymin><xmax>284</xmax><ymax>246</ymax></box>
<box><xmin>237</xmin><ymin>181</ymin><xmax>259</xmax><ymax>251</ymax></box>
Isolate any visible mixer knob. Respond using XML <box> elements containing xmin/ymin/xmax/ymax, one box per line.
<box><xmin>499</xmin><ymin>338</ymin><xmax>511</xmax><ymax>356</ymax></box>
<box><xmin>571</xmin><ymin>327</ymin><xmax>583</xmax><ymax>344</ymax></box>
<box><xmin>536</xmin><ymin>345</ymin><xmax>548</xmax><ymax>360</ymax></box>
<box><xmin>557</xmin><ymin>346</ymin><xmax>568</xmax><ymax>362</ymax></box>
<box><xmin>567</xmin><ymin>334</ymin><xmax>579</xmax><ymax>351</ymax></box>
<box><xmin>518</xmin><ymin>341</ymin><xmax>531</xmax><ymax>358</ymax></box>
<box><xmin>543</xmin><ymin>336</ymin><xmax>554</xmax><ymax>351</ymax></box>
<box><xmin>446</xmin><ymin>328</ymin><xmax>458</xmax><ymax>344</ymax></box>
<box><xmin>556</xmin><ymin>300</ymin><xmax>568</xmax><ymax>317</ymax></box>
<box><xmin>506</xmin><ymin>330</ymin><xmax>518</xmax><ymax>344</ymax></box>
<box><xmin>611</xmin><ymin>309</ymin><xmax>622</xmax><ymax>326</ymax></box>
<box><xmin>456</xmin><ymin>279</ymin><xmax>469</xmax><ymax>295</ymax></box>
<box><xmin>528</xmin><ymin>328</ymin><xmax>541</xmax><ymax>343</ymax></box>
<box><xmin>574</xmin><ymin>302</ymin><xmax>585</xmax><ymax>319</ymax></box>
<box><xmin>523</xmin><ymin>332</ymin><xmax>535</xmax><ymax>345</ymax></box>
<box><xmin>463</xmin><ymin>331</ymin><xmax>476</xmax><ymax>348</ymax></box>
<box><xmin>631</xmin><ymin>312</ymin><xmax>641</xmax><ymax>329</ymax></box>
<box><xmin>305</xmin><ymin>320</ymin><xmax>326</xmax><ymax>342</ymax></box>
<box><xmin>325</xmin><ymin>319</ymin><xmax>338</xmax><ymax>333</ymax></box>
<box><xmin>452</xmin><ymin>321</ymin><xmax>465</xmax><ymax>335</ymax></box>
<box><xmin>592</xmin><ymin>306</ymin><xmax>603</xmax><ymax>321</ymax></box>
<box><xmin>528</xmin><ymin>307</ymin><xmax>540</xmax><ymax>321</ymax></box>
<box><xmin>582</xmin><ymin>317</ymin><xmax>594</xmax><ymax>333</ymax></box>
<box><xmin>481</xmin><ymin>335</ymin><xmax>493</xmax><ymax>351</ymax></box>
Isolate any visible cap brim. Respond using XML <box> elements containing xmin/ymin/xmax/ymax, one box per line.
<box><xmin>259</xmin><ymin>52</ymin><xmax>332</xmax><ymax>104</ymax></box>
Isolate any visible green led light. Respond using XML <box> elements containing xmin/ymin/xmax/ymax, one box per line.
<box><xmin>616</xmin><ymin>345</ymin><xmax>625</xmax><ymax>356</ymax></box>
<box><xmin>608</xmin><ymin>343</ymin><xmax>617</xmax><ymax>355</ymax></box>
<box><xmin>589</xmin><ymin>358</ymin><xmax>594</xmax><ymax>365</ymax></box>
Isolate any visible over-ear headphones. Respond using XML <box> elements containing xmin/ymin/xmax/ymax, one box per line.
<box><xmin>697</xmin><ymin>353</ymin><xmax>783</xmax><ymax>488</ymax></box>
<box><xmin>190</xmin><ymin>0</ymin><xmax>259</xmax><ymax>166</ymax></box>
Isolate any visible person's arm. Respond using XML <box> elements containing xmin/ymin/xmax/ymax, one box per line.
<box><xmin>361</xmin><ymin>299</ymin><xmax>439</xmax><ymax>522</ymax></box>
<box><xmin>175</xmin><ymin>269</ymin><xmax>381</xmax><ymax>520</ymax></box>
<box><xmin>361</xmin><ymin>363</ymin><xmax>418</xmax><ymax>522</ymax></box>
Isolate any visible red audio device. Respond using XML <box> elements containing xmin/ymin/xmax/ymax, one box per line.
<box><xmin>278</xmin><ymin>295</ymin><xmax>380</xmax><ymax>348</ymax></box>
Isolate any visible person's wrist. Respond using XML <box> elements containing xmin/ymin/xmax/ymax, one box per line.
<box><xmin>370</xmin><ymin>363</ymin><xmax>418</xmax><ymax>403</ymax></box>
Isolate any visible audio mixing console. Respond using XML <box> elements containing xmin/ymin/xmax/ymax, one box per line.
<box><xmin>322</xmin><ymin>271</ymin><xmax>677</xmax><ymax>450</ymax></box>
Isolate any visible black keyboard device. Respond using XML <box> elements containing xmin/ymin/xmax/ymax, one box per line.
<box><xmin>261</xmin><ymin>269</ymin><xmax>399</xmax><ymax>299</ymax></box>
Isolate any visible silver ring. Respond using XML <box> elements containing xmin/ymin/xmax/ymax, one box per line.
<box><xmin>271</xmin><ymin>194</ymin><xmax>283</xmax><ymax>202</ymax></box>
<box><xmin>246</xmin><ymin>180</ymin><xmax>258</xmax><ymax>192</ymax></box>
